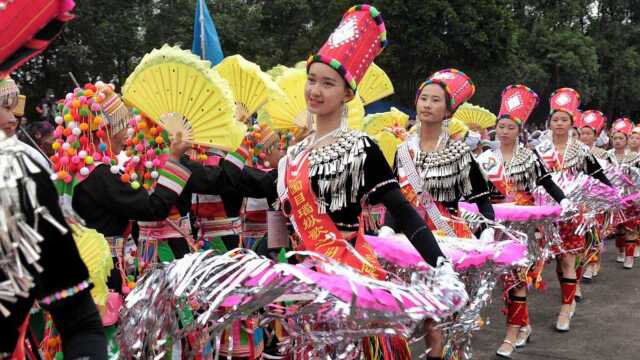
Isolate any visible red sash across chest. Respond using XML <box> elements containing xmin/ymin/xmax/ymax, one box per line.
<box><xmin>285</xmin><ymin>153</ymin><xmax>385</xmax><ymax>280</ymax></box>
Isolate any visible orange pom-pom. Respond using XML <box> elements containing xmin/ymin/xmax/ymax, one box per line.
<box><xmin>79</xmin><ymin>123</ymin><xmax>89</xmax><ymax>131</ymax></box>
<box><xmin>138</xmin><ymin>122</ymin><xmax>147</xmax><ymax>130</ymax></box>
<box><xmin>155</xmin><ymin>136</ymin><xmax>164</xmax><ymax>144</ymax></box>
<box><xmin>149</xmin><ymin>127</ymin><xmax>158</xmax><ymax>136</ymax></box>
<box><xmin>71</xmin><ymin>99</ymin><xmax>81</xmax><ymax>108</ymax></box>
<box><xmin>121</xmin><ymin>174</ymin><xmax>130</xmax><ymax>183</ymax></box>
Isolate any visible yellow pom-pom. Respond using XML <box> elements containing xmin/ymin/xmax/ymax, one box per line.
<box><xmin>52</xmin><ymin>142</ymin><xmax>61</xmax><ymax>150</ymax></box>
<box><xmin>155</xmin><ymin>136</ymin><xmax>164</xmax><ymax>144</ymax></box>
<box><xmin>63</xmin><ymin>113</ymin><xmax>73</xmax><ymax>122</ymax></box>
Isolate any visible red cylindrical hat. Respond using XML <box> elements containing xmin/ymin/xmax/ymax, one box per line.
<box><xmin>416</xmin><ymin>68</ymin><xmax>475</xmax><ymax>111</ymax></box>
<box><xmin>498</xmin><ymin>85</ymin><xmax>539</xmax><ymax>126</ymax></box>
<box><xmin>612</xmin><ymin>117</ymin><xmax>633</xmax><ymax>136</ymax></box>
<box><xmin>549</xmin><ymin>88</ymin><xmax>581</xmax><ymax>120</ymax></box>
<box><xmin>579</xmin><ymin>110</ymin><xmax>606</xmax><ymax>134</ymax></box>
<box><xmin>307</xmin><ymin>4</ymin><xmax>387</xmax><ymax>91</ymax></box>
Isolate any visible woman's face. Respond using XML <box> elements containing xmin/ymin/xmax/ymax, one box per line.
<box><xmin>578</xmin><ymin>127</ymin><xmax>596</xmax><ymax>147</ymax></box>
<box><xmin>612</xmin><ymin>132</ymin><xmax>628</xmax><ymax>150</ymax></box>
<box><xmin>629</xmin><ymin>133</ymin><xmax>640</xmax><ymax>149</ymax></box>
<box><xmin>0</xmin><ymin>105</ymin><xmax>17</xmax><ymax>137</ymax></box>
<box><xmin>416</xmin><ymin>84</ymin><xmax>449</xmax><ymax>125</ymax></box>
<box><xmin>305</xmin><ymin>62</ymin><xmax>353</xmax><ymax>118</ymax></box>
<box><xmin>495</xmin><ymin>117</ymin><xmax>520</xmax><ymax>145</ymax></box>
<box><xmin>549</xmin><ymin>111</ymin><xmax>572</xmax><ymax>136</ymax></box>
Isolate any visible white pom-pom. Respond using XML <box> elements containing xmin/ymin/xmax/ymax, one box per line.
<box><xmin>132</xmin><ymin>155</ymin><xmax>140</xmax><ymax>163</ymax></box>
<box><xmin>80</xmin><ymin>167</ymin><xmax>90</xmax><ymax>176</ymax></box>
<box><xmin>50</xmin><ymin>173</ymin><xmax>58</xmax><ymax>181</ymax></box>
<box><xmin>55</xmin><ymin>116</ymin><xmax>64</xmax><ymax>124</ymax></box>
<box><xmin>78</xmin><ymin>150</ymin><xmax>88</xmax><ymax>158</ymax></box>
<box><xmin>130</xmin><ymin>173</ymin><xmax>138</xmax><ymax>181</ymax></box>
<box><xmin>145</xmin><ymin>161</ymin><xmax>153</xmax><ymax>169</ymax></box>
<box><xmin>62</xmin><ymin>142</ymin><xmax>70</xmax><ymax>150</ymax></box>
<box><xmin>127</xmin><ymin>128</ymin><xmax>135</xmax><ymax>137</ymax></box>
<box><xmin>67</xmin><ymin>121</ymin><xmax>76</xmax><ymax>129</ymax></box>
<box><xmin>72</xmin><ymin>127</ymin><xmax>82</xmax><ymax>136</ymax></box>
<box><xmin>151</xmin><ymin>171</ymin><xmax>159</xmax><ymax>179</ymax></box>
<box><xmin>110</xmin><ymin>165</ymin><xmax>119</xmax><ymax>174</ymax></box>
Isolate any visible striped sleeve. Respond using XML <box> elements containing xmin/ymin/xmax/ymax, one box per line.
<box><xmin>157</xmin><ymin>159</ymin><xmax>191</xmax><ymax>195</ymax></box>
<box><xmin>225</xmin><ymin>147</ymin><xmax>250</xmax><ymax>170</ymax></box>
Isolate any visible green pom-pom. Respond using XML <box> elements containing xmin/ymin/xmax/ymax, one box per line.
<box><xmin>369</xmin><ymin>6</ymin><xmax>380</xmax><ymax>17</ymax></box>
<box><xmin>137</xmin><ymin>133</ymin><xmax>144</xmax><ymax>140</ymax></box>
<box><xmin>79</xmin><ymin>108</ymin><xmax>90</xmax><ymax>117</ymax></box>
<box><xmin>155</xmin><ymin>148</ymin><xmax>161</xmax><ymax>155</ymax></box>
<box><xmin>132</xmin><ymin>108</ymin><xmax>140</xmax><ymax>115</ymax></box>
<box><xmin>73</xmin><ymin>141</ymin><xmax>81</xmax><ymax>149</ymax></box>
<box><xmin>131</xmin><ymin>181</ymin><xmax>141</xmax><ymax>190</ymax></box>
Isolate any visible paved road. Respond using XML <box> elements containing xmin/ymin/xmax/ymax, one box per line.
<box><xmin>414</xmin><ymin>240</ymin><xmax>640</xmax><ymax>359</ymax></box>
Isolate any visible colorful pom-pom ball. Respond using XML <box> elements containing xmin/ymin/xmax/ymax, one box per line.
<box><xmin>131</xmin><ymin>181</ymin><xmax>141</xmax><ymax>190</ymax></box>
<box><xmin>53</xmin><ymin>129</ymin><xmax>63</xmax><ymax>138</ymax></box>
<box><xmin>79</xmin><ymin>167</ymin><xmax>90</xmax><ymax>176</ymax></box>
<box><xmin>150</xmin><ymin>127</ymin><xmax>158</xmax><ymax>136</ymax></box>
<box><xmin>96</xmin><ymin>129</ymin><xmax>106</xmax><ymax>138</ymax></box>
<box><xmin>130</xmin><ymin>173</ymin><xmax>138</xmax><ymax>181</ymax></box>
<box><xmin>55</xmin><ymin>116</ymin><xmax>64</xmax><ymax>124</ymax></box>
<box><xmin>132</xmin><ymin>155</ymin><xmax>140</xmax><ymax>164</ymax></box>
<box><xmin>152</xmin><ymin>159</ymin><xmax>161</xmax><ymax>167</ymax></box>
<box><xmin>50</xmin><ymin>173</ymin><xmax>58</xmax><ymax>181</ymax></box>
<box><xmin>98</xmin><ymin>143</ymin><xmax>108</xmax><ymax>152</ymax></box>
<box><xmin>127</xmin><ymin>128</ymin><xmax>135</xmax><ymax>137</ymax></box>
<box><xmin>72</xmin><ymin>127</ymin><xmax>82</xmax><ymax>136</ymax></box>
<box><xmin>135</xmin><ymin>144</ymin><xmax>145</xmax><ymax>153</ymax></box>
<box><xmin>146</xmin><ymin>149</ymin><xmax>156</xmax><ymax>158</ymax></box>
<box><xmin>62</xmin><ymin>142</ymin><xmax>71</xmax><ymax>150</ymax></box>
<box><xmin>71</xmin><ymin>99</ymin><xmax>81</xmax><ymax>108</ymax></box>
<box><xmin>110</xmin><ymin>165</ymin><xmax>119</xmax><ymax>174</ymax></box>
<box><xmin>145</xmin><ymin>161</ymin><xmax>153</xmax><ymax>169</ymax></box>
<box><xmin>64</xmin><ymin>174</ymin><xmax>73</xmax><ymax>184</ymax></box>
<box><xmin>120</xmin><ymin>174</ymin><xmax>130</xmax><ymax>183</ymax></box>
<box><xmin>79</xmin><ymin>136</ymin><xmax>89</xmax><ymax>145</ymax></box>
<box><xmin>93</xmin><ymin>116</ymin><xmax>103</xmax><ymax>127</ymax></box>
<box><xmin>71</xmin><ymin>155</ymin><xmax>80</xmax><ymax>164</ymax></box>
<box><xmin>52</xmin><ymin>142</ymin><xmax>61</xmax><ymax>151</ymax></box>
<box><xmin>90</xmin><ymin>103</ymin><xmax>101</xmax><ymax>112</ymax></box>
<box><xmin>84</xmin><ymin>156</ymin><xmax>94</xmax><ymax>165</ymax></box>
<box><xmin>151</xmin><ymin>171</ymin><xmax>159</xmax><ymax>179</ymax></box>
<box><xmin>93</xmin><ymin>152</ymin><xmax>103</xmax><ymax>161</ymax></box>
<box><xmin>155</xmin><ymin>136</ymin><xmax>164</xmax><ymax>144</ymax></box>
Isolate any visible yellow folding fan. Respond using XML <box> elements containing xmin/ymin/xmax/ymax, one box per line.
<box><xmin>259</xmin><ymin>67</ymin><xmax>364</xmax><ymax>131</ymax></box>
<box><xmin>447</xmin><ymin>118</ymin><xmax>469</xmax><ymax>140</ymax></box>
<box><xmin>362</xmin><ymin>107</ymin><xmax>409</xmax><ymax>136</ymax></box>
<box><xmin>452</xmin><ymin>103</ymin><xmax>497</xmax><ymax>131</ymax></box>
<box><xmin>214</xmin><ymin>55</ymin><xmax>283</xmax><ymax>124</ymax></box>
<box><xmin>373</xmin><ymin>130</ymin><xmax>404</xmax><ymax>167</ymax></box>
<box><xmin>357</xmin><ymin>63</ymin><xmax>394</xmax><ymax>105</ymax></box>
<box><xmin>122</xmin><ymin>44</ymin><xmax>246</xmax><ymax>151</ymax></box>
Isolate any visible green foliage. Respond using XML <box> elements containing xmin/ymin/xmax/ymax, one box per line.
<box><xmin>12</xmin><ymin>0</ymin><xmax>640</xmax><ymax>127</ymax></box>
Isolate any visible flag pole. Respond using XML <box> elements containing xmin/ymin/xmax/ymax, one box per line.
<box><xmin>199</xmin><ymin>0</ymin><xmax>206</xmax><ymax>60</ymax></box>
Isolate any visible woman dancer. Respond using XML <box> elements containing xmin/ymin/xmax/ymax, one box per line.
<box><xmin>476</xmin><ymin>85</ymin><xmax>569</xmax><ymax>358</ymax></box>
<box><xmin>535</xmin><ymin>88</ymin><xmax>611</xmax><ymax>331</ymax></box>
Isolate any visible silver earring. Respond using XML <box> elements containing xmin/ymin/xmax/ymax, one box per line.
<box><xmin>341</xmin><ymin>105</ymin><xmax>348</xmax><ymax>129</ymax></box>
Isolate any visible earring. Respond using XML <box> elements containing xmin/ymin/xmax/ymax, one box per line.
<box><xmin>340</xmin><ymin>105</ymin><xmax>348</xmax><ymax>129</ymax></box>
<box><xmin>306</xmin><ymin>110</ymin><xmax>314</xmax><ymax>131</ymax></box>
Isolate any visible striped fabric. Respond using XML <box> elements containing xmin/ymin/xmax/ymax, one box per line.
<box><xmin>225</xmin><ymin>149</ymin><xmax>248</xmax><ymax>170</ymax></box>
<box><xmin>157</xmin><ymin>159</ymin><xmax>191</xmax><ymax>195</ymax></box>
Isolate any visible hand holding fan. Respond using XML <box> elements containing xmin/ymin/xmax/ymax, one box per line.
<box><xmin>122</xmin><ymin>44</ymin><xmax>246</xmax><ymax>151</ymax></box>
<box><xmin>214</xmin><ymin>54</ymin><xmax>283</xmax><ymax>124</ymax></box>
